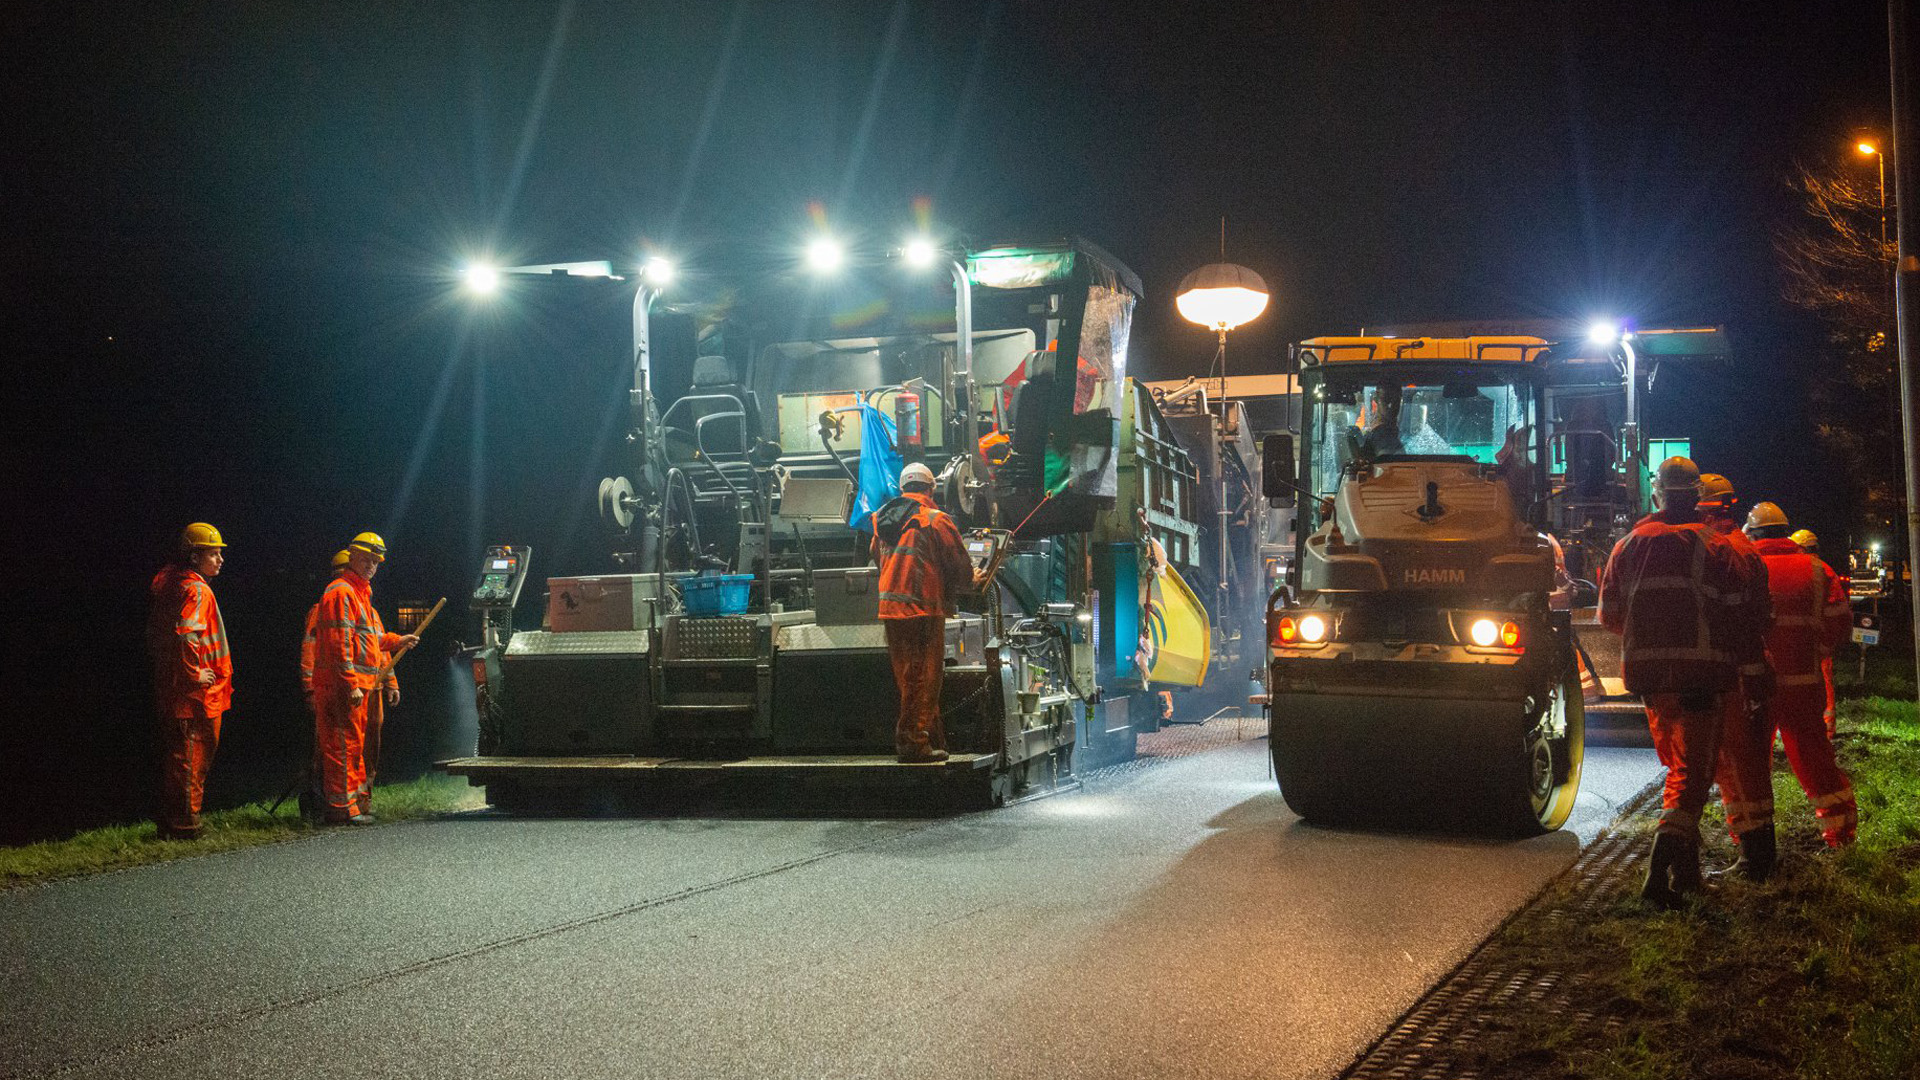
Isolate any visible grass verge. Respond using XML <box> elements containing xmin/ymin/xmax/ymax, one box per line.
<box><xmin>1452</xmin><ymin>694</ymin><xmax>1920</xmax><ymax>1080</ymax></box>
<box><xmin>0</xmin><ymin>773</ymin><xmax>486</xmax><ymax>889</ymax></box>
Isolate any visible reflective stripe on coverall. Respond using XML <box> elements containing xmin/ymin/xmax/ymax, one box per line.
<box><xmin>1600</xmin><ymin>511</ymin><xmax>1749</xmax><ymax>841</ymax></box>
<box><xmin>313</xmin><ymin>571</ymin><xmax>403</xmax><ymax>817</ymax></box>
<box><xmin>147</xmin><ymin>567</ymin><xmax>232</xmax><ymax>834</ymax></box>
<box><xmin>873</xmin><ymin>490</ymin><xmax>973</xmax><ymax>756</ymax></box>
<box><xmin>1753</xmin><ymin>537</ymin><xmax>1857</xmax><ymax>846</ymax></box>
<box><xmin>1709</xmin><ymin>521</ymin><xmax>1775</xmax><ymax>838</ymax></box>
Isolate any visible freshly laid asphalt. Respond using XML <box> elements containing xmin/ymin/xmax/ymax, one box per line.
<box><xmin>1</xmin><ymin>728</ymin><xmax>1659</xmax><ymax>1080</ymax></box>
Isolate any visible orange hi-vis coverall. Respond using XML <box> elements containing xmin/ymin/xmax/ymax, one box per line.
<box><xmin>1752</xmin><ymin>536</ymin><xmax>1857</xmax><ymax>845</ymax></box>
<box><xmin>147</xmin><ymin>567</ymin><xmax>233</xmax><ymax>837</ymax></box>
<box><xmin>1600</xmin><ymin>510</ymin><xmax>1752</xmax><ymax>843</ymax></box>
<box><xmin>312</xmin><ymin>570</ymin><xmax>403</xmax><ymax>819</ymax></box>
<box><xmin>1708</xmin><ymin>521</ymin><xmax>1776</xmax><ymax>839</ymax></box>
<box><xmin>873</xmin><ymin>490</ymin><xmax>974</xmax><ymax>759</ymax></box>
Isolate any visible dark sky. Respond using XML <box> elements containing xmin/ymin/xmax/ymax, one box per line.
<box><xmin>5</xmin><ymin>0</ymin><xmax>1896</xmax><ymax>839</ymax></box>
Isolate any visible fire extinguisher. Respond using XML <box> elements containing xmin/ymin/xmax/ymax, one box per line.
<box><xmin>894</xmin><ymin>387</ymin><xmax>922</xmax><ymax>454</ymax></box>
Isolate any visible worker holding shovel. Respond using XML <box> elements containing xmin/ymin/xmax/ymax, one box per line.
<box><xmin>311</xmin><ymin>533</ymin><xmax>416</xmax><ymax>825</ymax></box>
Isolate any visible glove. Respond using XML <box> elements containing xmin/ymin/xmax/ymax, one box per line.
<box><xmin>349</xmin><ymin>687</ymin><xmax>366</xmax><ymax>706</ymax></box>
<box><xmin>195</xmin><ymin>668</ymin><xmax>217</xmax><ymax>688</ymax></box>
<box><xmin>384</xmin><ymin>686</ymin><xmax>400</xmax><ymax>707</ymax></box>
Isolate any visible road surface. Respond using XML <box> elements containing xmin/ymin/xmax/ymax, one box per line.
<box><xmin>1</xmin><ymin>726</ymin><xmax>1658</xmax><ymax>1080</ymax></box>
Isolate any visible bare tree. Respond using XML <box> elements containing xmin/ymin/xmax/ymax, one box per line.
<box><xmin>1777</xmin><ymin>161</ymin><xmax>1903</xmax><ymax>542</ymax></box>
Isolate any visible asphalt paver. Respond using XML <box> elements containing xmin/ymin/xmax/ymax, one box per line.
<box><xmin>2</xmin><ymin>732</ymin><xmax>1658</xmax><ymax>1080</ymax></box>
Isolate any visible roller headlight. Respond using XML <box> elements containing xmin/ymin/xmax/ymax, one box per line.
<box><xmin>1469</xmin><ymin>618</ymin><xmax>1500</xmax><ymax>647</ymax></box>
<box><xmin>1298</xmin><ymin>614</ymin><xmax>1329</xmax><ymax>643</ymax></box>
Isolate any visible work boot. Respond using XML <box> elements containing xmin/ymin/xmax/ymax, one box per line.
<box><xmin>897</xmin><ymin>748</ymin><xmax>950</xmax><ymax>764</ymax></box>
<box><xmin>347</xmin><ymin>813</ymin><xmax>377</xmax><ymax>826</ymax></box>
<box><xmin>1640</xmin><ymin>833</ymin><xmax>1682</xmax><ymax>910</ymax></box>
<box><xmin>1668</xmin><ymin>835</ymin><xmax>1710</xmax><ymax>898</ymax></box>
<box><xmin>1710</xmin><ymin>826</ymin><xmax>1778</xmax><ymax>883</ymax></box>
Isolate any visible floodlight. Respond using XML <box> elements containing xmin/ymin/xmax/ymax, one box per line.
<box><xmin>1175</xmin><ymin>263</ymin><xmax>1270</xmax><ymax>332</ymax></box>
<box><xmin>805</xmin><ymin>236</ymin><xmax>844</xmax><ymax>273</ymax></box>
<box><xmin>641</xmin><ymin>256</ymin><xmax>675</xmax><ymax>287</ymax></box>
<box><xmin>463</xmin><ymin>262</ymin><xmax>502</xmax><ymax>296</ymax></box>
<box><xmin>1586</xmin><ymin>321</ymin><xmax>1620</xmax><ymax>346</ymax></box>
<box><xmin>902</xmin><ymin>237</ymin><xmax>939</xmax><ymax>269</ymax></box>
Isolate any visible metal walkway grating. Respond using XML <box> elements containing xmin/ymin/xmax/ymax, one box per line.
<box><xmin>1342</xmin><ymin>782</ymin><xmax>1660</xmax><ymax>1079</ymax></box>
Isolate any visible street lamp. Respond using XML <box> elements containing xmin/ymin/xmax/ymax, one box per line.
<box><xmin>1857</xmin><ymin>140</ymin><xmax>1887</xmax><ymax>246</ymax></box>
<box><xmin>1176</xmin><ymin>262</ymin><xmax>1270</xmax><ymax>404</ymax></box>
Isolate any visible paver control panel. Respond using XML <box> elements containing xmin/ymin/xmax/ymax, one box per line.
<box><xmin>471</xmin><ymin>545</ymin><xmax>532</xmax><ymax>612</ymax></box>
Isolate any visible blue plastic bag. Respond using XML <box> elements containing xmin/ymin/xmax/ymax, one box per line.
<box><xmin>848</xmin><ymin>400</ymin><xmax>902</xmax><ymax>533</ymax></box>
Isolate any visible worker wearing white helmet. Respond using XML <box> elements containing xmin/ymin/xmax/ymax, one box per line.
<box><xmin>1743</xmin><ymin>502</ymin><xmax>1856</xmax><ymax>849</ymax></box>
<box><xmin>1599</xmin><ymin>457</ymin><xmax>1758</xmax><ymax>907</ymax></box>
<box><xmin>872</xmin><ymin>463</ymin><xmax>977</xmax><ymax>763</ymax></box>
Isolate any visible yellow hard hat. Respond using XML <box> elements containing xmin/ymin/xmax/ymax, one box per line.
<box><xmin>331</xmin><ymin>548</ymin><xmax>352</xmax><ymax>569</ymax></box>
<box><xmin>1696</xmin><ymin>473</ymin><xmax>1736</xmax><ymax>511</ymax></box>
<box><xmin>1789</xmin><ymin>528</ymin><xmax>1818</xmax><ymax>550</ymax></box>
<box><xmin>348</xmin><ymin>531</ymin><xmax>388</xmax><ymax>561</ymax></box>
<box><xmin>180</xmin><ymin>522</ymin><xmax>227</xmax><ymax>550</ymax></box>
<box><xmin>1745</xmin><ymin>501</ymin><xmax>1789</xmax><ymax>530</ymax></box>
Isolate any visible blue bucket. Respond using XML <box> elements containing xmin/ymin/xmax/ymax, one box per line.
<box><xmin>682</xmin><ymin>573</ymin><xmax>752</xmax><ymax>616</ymax></box>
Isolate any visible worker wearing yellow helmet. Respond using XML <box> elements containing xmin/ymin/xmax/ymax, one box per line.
<box><xmin>1694</xmin><ymin>474</ymin><xmax>1778</xmax><ymax>875</ymax></box>
<box><xmin>294</xmin><ymin>550</ymin><xmax>354</xmax><ymax>822</ymax></box>
<box><xmin>1788</xmin><ymin>527</ymin><xmax>1837</xmax><ymax>734</ymax></box>
<box><xmin>298</xmin><ymin>550</ymin><xmax>353</xmax><ymax>700</ymax></box>
<box><xmin>145</xmin><ymin>523</ymin><xmax>234</xmax><ymax>839</ymax></box>
<box><xmin>311</xmin><ymin>531</ymin><xmax>416</xmax><ymax>824</ymax></box>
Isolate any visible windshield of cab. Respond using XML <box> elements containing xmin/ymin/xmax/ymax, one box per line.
<box><xmin>1305</xmin><ymin>368</ymin><xmax>1539</xmax><ymax>499</ymax></box>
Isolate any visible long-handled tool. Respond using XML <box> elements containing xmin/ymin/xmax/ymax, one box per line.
<box><xmin>365</xmin><ymin>596</ymin><xmax>445</xmax><ymax>793</ymax></box>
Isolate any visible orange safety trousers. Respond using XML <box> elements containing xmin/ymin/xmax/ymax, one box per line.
<box><xmin>158</xmin><ymin>707</ymin><xmax>223</xmax><ymax>835</ymax></box>
<box><xmin>885</xmin><ymin>615</ymin><xmax>947</xmax><ymax>756</ymax></box>
<box><xmin>316</xmin><ymin>688</ymin><xmax>369</xmax><ymax>819</ymax></box>
<box><xmin>1645</xmin><ymin>691</ymin><xmax>1731</xmax><ymax>841</ymax></box>
<box><xmin>1768</xmin><ymin>685</ymin><xmax>1856</xmax><ymax>846</ymax></box>
<box><xmin>1715</xmin><ymin>688</ymin><xmax>1775</xmax><ymax>838</ymax></box>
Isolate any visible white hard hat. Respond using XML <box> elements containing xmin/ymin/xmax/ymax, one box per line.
<box><xmin>1655</xmin><ymin>456</ymin><xmax>1702</xmax><ymax>493</ymax></box>
<box><xmin>899</xmin><ymin>462</ymin><xmax>936</xmax><ymax>488</ymax></box>
<box><xmin>1745</xmin><ymin>501</ymin><xmax>1789</xmax><ymax>530</ymax></box>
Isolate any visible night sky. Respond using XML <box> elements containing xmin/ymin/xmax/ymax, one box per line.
<box><xmin>7</xmin><ymin>1</ymin><xmax>1896</xmax><ymax>842</ymax></box>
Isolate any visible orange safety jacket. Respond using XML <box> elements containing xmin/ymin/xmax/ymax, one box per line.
<box><xmin>147</xmin><ymin>567</ymin><xmax>233</xmax><ymax>716</ymax></box>
<box><xmin>313</xmin><ymin>570</ymin><xmax>404</xmax><ymax>695</ymax></box>
<box><xmin>301</xmin><ymin>571</ymin><xmax>383</xmax><ymax>696</ymax></box>
<box><xmin>1751</xmin><ymin>537</ymin><xmax>1851</xmax><ymax>690</ymax></box>
<box><xmin>872</xmin><ymin>490</ymin><xmax>973</xmax><ymax>619</ymax></box>
<box><xmin>1709</xmin><ymin>519</ymin><xmax>1774</xmax><ymax>681</ymax></box>
<box><xmin>1599</xmin><ymin>510</ymin><xmax>1751</xmax><ymax>694</ymax></box>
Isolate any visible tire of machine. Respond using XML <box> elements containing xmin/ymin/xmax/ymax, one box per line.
<box><xmin>1499</xmin><ymin>666</ymin><xmax>1586</xmax><ymax>836</ymax></box>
